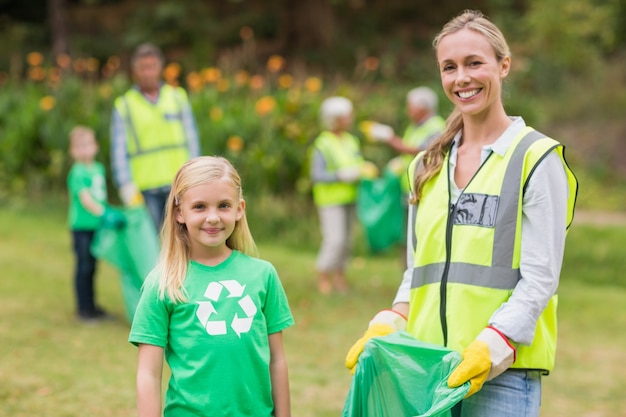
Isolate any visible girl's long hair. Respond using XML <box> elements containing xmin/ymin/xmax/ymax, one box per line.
<box><xmin>410</xmin><ymin>9</ymin><xmax>510</xmax><ymax>204</ymax></box>
<box><xmin>155</xmin><ymin>156</ymin><xmax>258</xmax><ymax>302</ymax></box>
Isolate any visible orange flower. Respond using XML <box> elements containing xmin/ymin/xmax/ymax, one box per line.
<box><xmin>56</xmin><ymin>53</ymin><xmax>71</xmax><ymax>69</ymax></box>
<box><xmin>267</xmin><ymin>55</ymin><xmax>285</xmax><ymax>72</ymax></box>
<box><xmin>304</xmin><ymin>77</ymin><xmax>322</xmax><ymax>93</ymax></box>
<box><xmin>72</xmin><ymin>58</ymin><xmax>86</xmax><ymax>73</ymax></box>
<box><xmin>202</xmin><ymin>67</ymin><xmax>221</xmax><ymax>83</ymax></box>
<box><xmin>27</xmin><ymin>52</ymin><xmax>44</xmax><ymax>67</ymax></box>
<box><xmin>39</xmin><ymin>96</ymin><xmax>56</xmax><ymax>111</ymax></box>
<box><xmin>364</xmin><ymin>56</ymin><xmax>379</xmax><ymax>71</ymax></box>
<box><xmin>234</xmin><ymin>70</ymin><xmax>249</xmax><ymax>86</ymax></box>
<box><xmin>240</xmin><ymin>26</ymin><xmax>254</xmax><ymax>41</ymax></box>
<box><xmin>28</xmin><ymin>67</ymin><xmax>46</xmax><ymax>81</ymax></box>
<box><xmin>226</xmin><ymin>135</ymin><xmax>244</xmax><ymax>152</ymax></box>
<box><xmin>107</xmin><ymin>55</ymin><xmax>120</xmax><ymax>69</ymax></box>
<box><xmin>186</xmin><ymin>71</ymin><xmax>204</xmax><ymax>92</ymax></box>
<box><xmin>249</xmin><ymin>75</ymin><xmax>264</xmax><ymax>90</ymax></box>
<box><xmin>277</xmin><ymin>74</ymin><xmax>293</xmax><ymax>89</ymax></box>
<box><xmin>163</xmin><ymin>63</ymin><xmax>182</xmax><ymax>82</ymax></box>
<box><xmin>255</xmin><ymin>96</ymin><xmax>276</xmax><ymax>116</ymax></box>
<box><xmin>209</xmin><ymin>107</ymin><xmax>223</xmax><ymax>121</ymax></box>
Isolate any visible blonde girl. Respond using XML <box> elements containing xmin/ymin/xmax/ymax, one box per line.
<box><xmin>130</xmin><ymin>156</ymin><xmax>294</xmax><ymax>417</ymax></box>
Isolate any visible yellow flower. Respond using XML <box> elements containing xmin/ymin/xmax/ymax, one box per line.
<box><xmin>255</xmin><ymin>96</ymin><xmax>276</xmax><ymax>116</ymax></box>
<box><xmin>216</xmin><ymin>78</ymin><xmax>230</xmax><ymax>92</ymax></box>
<box><xmin>27</xmin><ymin>52</ymin><xmax>44</xmax><ymax>67</ymax></box>
<box><xmin>249</xmin><ymin>75</ymin><xmax>264</xmax><ymax>90</ymax></box>
<box><xmin>56</xmin><ymin>53</ymin><xmax>71</xmax><ymax>69</ymax></box>
<box><xmin>226</xmin><ymin>135</ymin><xmax>244</xmax><ymax>152</ymax></box>
<box><xmin>277</xmin><ymin>74</ymin><xmax>293</xmax><ymax>89</ymax></box>
<box><xmin>267</xmin><ymin>55</ymin><xmax>285</xmax><ymax>73</ymax></box>
<box><xmin>304</xmin><ymin>77</ymin><xmax>322</xmax><ymax>93</ymax></box>
<box><xmin>86</xmin><ymin>57</ymin><xmax>100</xmax><ymax>72</ymax></box>
<box><xmin>99</xmin><ymin>84</ymin><xmax>113</xmax><ymax>99</ymax></box>
<box><xmin>39</xmin><ymin>96</ymin><xmax>56</xmax><ymax>111</ymax></box>
<box><xmin>234</xmin><ymin>70</ymin><xmax>249</xmax><ymax>86</ymax></box>
<box><xmin>209</xmin><ymin>107</ymin><xmax>223</xmax><ymax>121</ymax></box>
<box><xmin>202</xmin><ymin>67</ymin><xmax>221</xmax><ymax>83</ymax></box>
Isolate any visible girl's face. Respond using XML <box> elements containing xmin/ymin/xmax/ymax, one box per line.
<box><xmin>436</xmin><ymin>28</ymin><xmax>510</xmax><ymax>118</ymax></box>
<box><xmin>175</xmin><ymin>179</ymin><xmax>244</xmax><ymax>262</ymax></box>
<box><xmin>70</xmin><ymin>135</ymin><xmax>98</xmax><ymax>164</ymax></box>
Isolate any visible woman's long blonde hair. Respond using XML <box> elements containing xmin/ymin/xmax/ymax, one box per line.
<box><xmin>155</xmin><ymin>156</ymin><xmax>258</xmax><ymax>302</ymax></box>
<box><xmin>410</xmin><ymin>9</ymin><xmax>511</xmax><ymax>204</ymax></box>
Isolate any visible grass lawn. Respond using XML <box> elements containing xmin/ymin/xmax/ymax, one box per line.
<box><xmin>1</xmin><ymin>202</ymin><xmax>625</xmax><ymax>416</ymax></box>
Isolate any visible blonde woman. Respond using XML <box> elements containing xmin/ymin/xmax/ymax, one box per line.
<box><xmin>346</xmin><ymin>10</ymin><xmax>577</xmax><ymax>417</ymax></box>
<box><xmin>129</xmin><ymin>156</ymin><xmax>294</xmax><ymax>417</ymax></box>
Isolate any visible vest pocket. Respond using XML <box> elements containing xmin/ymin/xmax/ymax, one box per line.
<box><xmin>453</xmin><ymin>193</ymin><xmax>499</xmax><ymax>227</ymax></box>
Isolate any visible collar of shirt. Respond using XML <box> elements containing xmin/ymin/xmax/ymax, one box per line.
<box><xmin>448</xmin><ymin>116</ymin><xmax>526</xmax><ymax>200</ymax></box>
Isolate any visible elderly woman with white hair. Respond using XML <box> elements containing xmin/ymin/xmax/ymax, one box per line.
<box><xmin>309</xmin><ymin>96</ymin><xmax>365</xmax><ymax>294</ymax></box>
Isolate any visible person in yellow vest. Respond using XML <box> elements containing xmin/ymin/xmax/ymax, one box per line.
<box><xmin>384</xmin><ymin>86</ymin><xmax>446</xmax><ymax>194</ymax></box>
<box><xmin>310</xmin><ymin>96</ymin><xmax>364</xmax><ymax>295</ymax></box>
<box><xmin>345</xmin><ymin>10</ymin><xmax>577</xmax><ymax>417</ymax></box>
<box><xmin>111</xmin><ymin>43</ymin><xmax>200</xmax><ymax>231</ymax></box>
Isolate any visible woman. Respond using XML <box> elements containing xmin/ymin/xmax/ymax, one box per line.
<box><xmin>345</xmin><ymin>10</ymin><xmax>577</xmax><ymax>417</ymax></box>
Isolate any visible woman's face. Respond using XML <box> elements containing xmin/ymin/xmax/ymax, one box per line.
<box><xmin>436</xmin><ymin>28</ymin><xmax>510</xmax><ymax>118</ymax></box>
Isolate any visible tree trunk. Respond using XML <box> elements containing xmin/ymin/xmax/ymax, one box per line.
<box><xmin>282</xmin><ymin>0</ymin><xmax>336</xmax><ymax>53</ymax></box>
<box><xmin>48</xmin><ymin>0</ymin><xmax>69</xmax><ymax>56</ymax></box>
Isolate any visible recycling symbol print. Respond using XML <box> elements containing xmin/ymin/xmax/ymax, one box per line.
<box><xmin>195</xmin><ymin>280</ymin><xmax>257</xmax><ymax>338</ymax></box>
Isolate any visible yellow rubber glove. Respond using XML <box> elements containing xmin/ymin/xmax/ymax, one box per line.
<box><xmin>448</xmin><ymin>326</ymin><xmax>516</xmax><ymax>398</ymax></box>
<box><xmin>345</xmin><ymin>310</ymin><xmax>407</xmax><ymax>374</ymax></box>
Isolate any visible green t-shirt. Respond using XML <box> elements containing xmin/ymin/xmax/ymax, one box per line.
<box><xmin>67</xmin><ymin>161</ymin><xmax>107</xmax><ymax>230</ymax></box>
<box><xmin>129</xmin><ymin>251</ymin><xmax>295</xmax><ymax>417</ymax></box>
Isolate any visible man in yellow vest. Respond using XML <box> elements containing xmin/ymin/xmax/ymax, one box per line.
<box><xmin>111</xmin><ymin>43</ymin><xmax>200</xmax><ymax>231</ymax></box>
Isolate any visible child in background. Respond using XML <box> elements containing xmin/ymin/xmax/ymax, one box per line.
<box><xmin>129</xmin><ymin>156</ymin><xmax>294</xmax><ymax>417</ymax></box>
<box><xmin>67</xmin><ymin>125</ymin><xmax>124</xmax><ymax>322</ymax></box>
<box><xmin>309</xmin><ymin>96</ymin><xmax>364</xmax><ymax>294</ymax></box>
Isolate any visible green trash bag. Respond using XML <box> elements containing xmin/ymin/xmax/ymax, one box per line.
<box><xmin>91</xmin><ymin>206</ymin><xmax>160</xmax><ymax>323</ymax></box>
<box><xmin>343</xmin><ymin>331</ymin><xmax>469</xmax><ymax>417</ymax></box>
<box><xmin>357</xmin><ymin>169</ymin><xmax>404</xmax><ymax>253</ymax></box>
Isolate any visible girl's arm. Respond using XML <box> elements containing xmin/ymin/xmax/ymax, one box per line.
<box><xmin>269</xmin><ymin>331</ymin><xmax>291</xmax><ymax>417</ymax></box>
<box><xmin>136</xmin><ymin>343</ymin><xmax>164</xmax><ymax>417</ymax></box>
<box><xmin>78</xmin><ymin>189</ymin><xmax>105</xmax><ymax>216</ymax></box>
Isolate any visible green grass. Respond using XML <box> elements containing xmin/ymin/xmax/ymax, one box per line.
<box><xmin>1</xmin><ymin>202</ymin><xmax>625</xmax><ymax>417</ymax></box>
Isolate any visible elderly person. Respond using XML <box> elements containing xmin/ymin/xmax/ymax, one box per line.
<box><xmin>309</xmin><ymin>96</ymin><xmax>364</xmax><ymax>294</ymax></box>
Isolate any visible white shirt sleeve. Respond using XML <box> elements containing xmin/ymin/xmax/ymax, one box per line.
<box><xmin>489</xmin><ymin>150</ymin><xmax>569</xmax><ymax>345</ymax></box>
<box><xmin>393</xmin><ymin>202</ymin><xmax>416</xmax><ymax>305</ymax></box>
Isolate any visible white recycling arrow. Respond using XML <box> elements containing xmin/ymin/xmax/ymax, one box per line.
<box><xmin>238</xmin><ymin>295</ymin><xmax>257</xmax><ymax>317</ymax></box>
<box><xmin>206</xmin><ymin>320</ymin><xmax>227</xmax><ymax>335</ymax></box>
<box><xmin>221</xmin><ymin>280</ymin><xmax>246</xmax><ymax>298</ymax></box>
<box><xmin>196</xmin><ymin>301</ymin><xmax>217</xmax><ymax>324</ymax></box>
<box><xmin>204</xmin><ymin>281</ymin><xmax>223</xmax><ymax>301</ymax></box>
<box><xmin>231</xmin><ymin>314</ymin><xmax>253</xmax><ymax>337</ymax></box>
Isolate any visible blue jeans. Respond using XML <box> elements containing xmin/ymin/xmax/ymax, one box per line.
<box><xmin>142</xmin><ymin>185</ymin><xmax>171</xmax><ymax>232</ymax></box>
<box><xmin>451</xmin><ymin>370</ymin><xmax>542</xmax><ymax>417</ymax></box>
<box><xmin>71</xmin><ymin>230</ymin><xmax>97</xmax><ymax>314</ymax></box>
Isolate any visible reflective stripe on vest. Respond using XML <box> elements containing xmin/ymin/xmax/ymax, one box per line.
<box><xmin>115</xmin><ymin>85</ymin><xmax>190</xmax><ymax>190</ymax></box>
<box><xmin>399</xmin><ymin>116</ymin><xmax>445</xmax><ymax>193</ymax></box>
<box><xmin>406</xmin><ymin>127</ymin><xmax>577</xmax><ymax>372</ymax></box>
<box><xmin>311</xmin><ymin>131</ymin><xmax>363</xmax><ymax>206</ymax></box>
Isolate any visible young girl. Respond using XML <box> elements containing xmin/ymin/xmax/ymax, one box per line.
<box><xmin>346</xmin><ymin>10</ymin><xmax>577</xmax><ymax>417</ymax></box>
<box><xmin>129</xmin><ymin>156</ymin><xmax>294</xmax><ymax>417</ymax></box>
